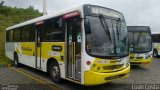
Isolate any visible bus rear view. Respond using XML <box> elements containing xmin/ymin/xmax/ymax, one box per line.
<box><xmin>127</xmin><ymin>26</ymin><xmax>152</xmax><ymax>65</ymax></box>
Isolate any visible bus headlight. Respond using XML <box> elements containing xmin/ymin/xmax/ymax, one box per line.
<box><xmin>124</xmin><ymin>56</ymin><xmax>130</xmax><ymax>67</ymax></box>
<box><xmin>117</xmin><ymin>56</ymin><xmax>130</xmax><ymax>68</ymax></box>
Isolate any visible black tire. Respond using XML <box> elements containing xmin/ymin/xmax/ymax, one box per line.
<box><xmin>49</xmin><ymin>61</ymin><xmax>61</xmax><ymax>83</ymax></box>
<box><xmin>14</xmin><ymin>53</ymin><xmax>20</xmax><ymax>67</ymax></box>
<box><xmin>153</xmin><ymin>49</ymin><xmax>158</xmax><ymax>58</ymax></box>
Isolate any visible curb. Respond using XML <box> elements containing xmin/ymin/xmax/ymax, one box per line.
<box><xmin>0</xmin><ymin>64</ymin><xmax>14</xmax><ymax>67</ymax></box>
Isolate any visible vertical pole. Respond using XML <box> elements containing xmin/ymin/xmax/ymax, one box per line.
<box><xmin>43</xmin><ymin>0</ymin><xmax>47</xmax><ymax>15</ymax></box>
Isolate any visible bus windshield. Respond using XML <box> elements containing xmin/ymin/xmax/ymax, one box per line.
<box><xmin>128</xmin><ymin>32</ymin><xmax>152</xmax><ymax>53</ymax></box>
<box><xmin>113</xmin><ymin>20</ymin><xmax>129</xmax><ymax>55</ymax></box>
<box><xmin>85</xmin><ymin>16</ymin><xmax>129</xmax><ymax>57</ymax></box>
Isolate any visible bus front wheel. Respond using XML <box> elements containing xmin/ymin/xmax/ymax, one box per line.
<box><xmin>49</xmin><ymin>61</ymin><xmax>61</xmax><ymax>83</ymax></box>
<box><xmin>14</xmin><ymin>53</ymin><xmax>20</xmax><ymax>67</ymax></box>
<box><xmin>153</xmin><ymin>49</ymin><xmax>158</xmax><ymax>58</ymax></box>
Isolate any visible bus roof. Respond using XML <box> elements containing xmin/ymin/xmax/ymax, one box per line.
<box><xmin>7</xmin><ymin>4</ymin><xmax>124</xmax><ymax>31</ymax></box>
<box><xmin>6</xmin><ymin>4</ymin><xmax>84</xmax><ymax>30</ymax></box>
<box><xmin>127</xmin><ymin>26</ymin><xmax>151</xmax><ymax>32</ymax></box>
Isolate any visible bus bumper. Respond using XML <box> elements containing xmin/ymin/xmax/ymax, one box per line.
<box><xmin>130</xmin><ymin>58</ymin><xmax>152</xmax><ymax>65</ymax></box>
<box><xmin>84</xmin><ymin>65</ymin><xmax>130</xmax><ymax>86</ymax></box>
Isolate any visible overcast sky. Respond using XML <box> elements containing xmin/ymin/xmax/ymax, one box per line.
<box><xmin>1</xmin><ymin>0</ymin><xmax>160</xmax><ymax>33</ymax></box>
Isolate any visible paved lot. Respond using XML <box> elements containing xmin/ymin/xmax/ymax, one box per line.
<box><xmin>0</xmin><ymin>58</ymin><xmax>160</xmax><ymax>90</ymax></box>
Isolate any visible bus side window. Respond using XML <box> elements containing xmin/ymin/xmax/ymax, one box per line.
<box><xmin>10</xmin><ymin>30</ymin><xmax>14</xmax><ymax>42</ymax></box>
<box><xmin>6</xmin><ymin>30</ymin><xmax>14</xmax><ymax>42</ymax></box>
<box><xmin>13</xmin><ymin>28</ymin><xmax>21</xmax><ymax>42</ymax></box>
<box><xmin>152</xmin><ymin>34</ymin><xmax>160</xmax><ymax>43</ymax></box>
<box><xmin>44</xmin><ymin>17</ymin><xmax>64</xmax><ymax>42</ymax></box>
<box><xmin>6</xmin><ymin>31</ymin><xmax>9</xmax><ymax>42</ymax></box>
<box><xmin>21</xmin><ymin>24</ymin><xmax>35</xmax><ymax>42</ymax></box>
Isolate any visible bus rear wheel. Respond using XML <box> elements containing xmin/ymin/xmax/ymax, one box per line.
<box><xmin>153</xmin><ymin>49</ymin><xmax>158</xmax><ymax>58</ymax></box>
<box><xmin>14</xmin><ymin>53</ymin><xmax>20</xmax><ymax>67</ymax></box>
<box><xmin>49</xmin><ymin>62</ymin><xmax>61</xmax><ymax>83</ymax></box>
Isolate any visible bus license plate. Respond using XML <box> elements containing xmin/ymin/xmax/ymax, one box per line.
<box><xmin>98</xmin><ymin>60</ymin><xmax>110</xmax><ymax>64</ymax></box>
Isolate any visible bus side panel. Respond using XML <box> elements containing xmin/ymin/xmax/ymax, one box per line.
<box><xmin>17</xmin><ymin>42</ymin><xmax>36</xmax><ymax>68</ymax></box>
<box><xmin>41</xmin><ymin>42</ymin><xmax>65</xmax><ymax>78</ymax></box>
<box><xmin>153</xmin><ymin>43</ymin><xmax>160</xmax><ymax>55</ymax></box>
<box><xmin>5</xmin><ymin>42</ymin><xmax>15</xmax><ymax>60</ymax></box>
<box><xmin>156</xmin><ymin>43</ymin><xmax>160</xmax><ymax>55</ymax></box>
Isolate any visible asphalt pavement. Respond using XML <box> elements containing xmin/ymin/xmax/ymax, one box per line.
<box><xmin>0</xmin><ymin>58</ymin><xmax>160</xmax><ymax>90</ymax></box>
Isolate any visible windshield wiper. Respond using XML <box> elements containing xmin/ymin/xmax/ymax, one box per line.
<box><xmin>99</xmin><ymin>14</ymin><xmax>112</xmax><ymax>43</ymax></box>
<box><xmin>116</xmin><ymin>18</ymin><xmax>121</xmax><ymax>41</ymax></box>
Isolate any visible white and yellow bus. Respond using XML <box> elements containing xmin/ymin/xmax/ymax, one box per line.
<box><xmin>152</xmin><ymin>32</ymin><xmax>160</xmax><ymax>57</ymax></box>
<box><xmin>5</xmin><ymin>4</ymin><xmax>130</xmax><ymax>86</ymax></box>
<box><xmin>127</xmin><ymin>26</ymin><xmax>152</xmax><ymax>65</ymax></box>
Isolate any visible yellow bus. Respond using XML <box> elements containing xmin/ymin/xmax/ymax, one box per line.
<box><xmin>5</xmin><ymin>4</ymin><xmax>130</xmax><ymax>86</ymax></box>
<box><xmin>152</xmin><ymin>32</ymin><xmax>160</xmax><ymax>57</ymax></box>
<box><xmin>127</xmin><ymin>26</ymin><xmax>152</xmax><ymax>65</ymax></box>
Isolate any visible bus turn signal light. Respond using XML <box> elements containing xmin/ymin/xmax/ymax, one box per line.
<box><xmin>86</xmin><ymin>61</ymin><xmax>91</xmax><ymax>65</ymax></box>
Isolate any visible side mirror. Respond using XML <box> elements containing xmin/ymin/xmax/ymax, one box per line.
<box><xmin>84</xmin><ymin>19</ymin><xmax>91</xmax><ymax>34</ymax></box>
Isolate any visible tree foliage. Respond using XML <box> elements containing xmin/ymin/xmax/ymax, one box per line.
<box><xmin>0</xmin><ymin>1</ymin><xmax>4</xmax><ymax>6</ymax></box>
<box><xmin>0</xmin><ymin>4</ymin><xmax>42</xmax><ymax>30</ymax></box>
<box><xmin>0</xmin><ymin>3</ymin><xmax>43</xmax><ymax>65</ymax></box>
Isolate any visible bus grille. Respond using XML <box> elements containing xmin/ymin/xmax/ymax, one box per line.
<box><xmin>105</xmin><ymin>74</ymin><xmax>126</xmax><ymax>81</ymax></box>
<box><xmin>130</xmin><ymin>57</ymin><xmax>135</xmax><ymax>59</ymax></box>
<box><xmin>103</xmin><ymin>64</ymin><xmax>124</xmax><ymax>70</ymax></box>
<box><xmin>136</xmin><ymin>57</ymin><xmax>143</xmax><ymax>59</ymax></box>
<box><xmin>130</xmin><ymin>57</ymin><xmax>143</xmax><ymax>59</ymax></box>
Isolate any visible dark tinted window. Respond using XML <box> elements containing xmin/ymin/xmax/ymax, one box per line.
<box><xmin>21</xmin><ymin>24</ymin><xmax>35</xmax><ymax>42</ymax></box>
<box><xmin>152</xmin><ymin>34</ymin><xmax>160</xmax><ymax>43</ymax></box>
<box><xmin>13</xmin><ymin>28</ymin><xmax>21</xmax><ymax>42</ymax></box>
<box><xmin>6</xmin><ymin>31</ymin><xmax>9</xmax><ymax>42</ymax></box>
<box><xmin>44</xmin><ymin>17</ymin><xmax>64</xmax><ymax>42</ymax></box>
<box><xmin>128</xmin><ymin>32</ymin><xmax>134</xmax><ymax>44</ymax></box>
<box><xmin>6</xmin><ymin>30</ymin><xmax>14</xmax><ymax>42</ymax></box>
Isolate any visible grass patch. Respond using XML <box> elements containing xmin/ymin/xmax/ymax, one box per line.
<box><xmin>0</xmin><ymin>30</ymin><xmax>13</xmax><ymax>65</ymax></box>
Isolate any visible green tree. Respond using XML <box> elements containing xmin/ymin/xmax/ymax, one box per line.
<box><xmin>0</xmin><ymin>1</ymin><xmax>4</xmax><ymax>6</ymax></box>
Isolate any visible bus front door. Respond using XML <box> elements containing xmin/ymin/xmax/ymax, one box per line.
<box><xmin>66</xmin><ymin>17</ymin><xmax>81</xmax><ymax>81</ymax></box>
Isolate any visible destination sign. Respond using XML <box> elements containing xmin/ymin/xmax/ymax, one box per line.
<box><xmin>84</xmin><ymin>5</ymin><xmax>125</xmax><ymax>20</ymax></box>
